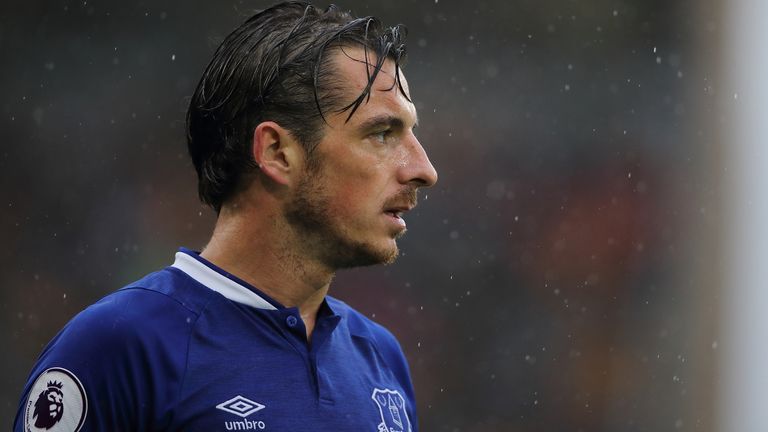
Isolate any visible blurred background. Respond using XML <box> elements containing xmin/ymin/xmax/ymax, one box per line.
<box><xmin>3</xmin><ymin>0</ymin><xmax>761</xmax><ymax>430</ymax></box>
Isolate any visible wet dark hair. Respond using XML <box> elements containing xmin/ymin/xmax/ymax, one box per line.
<box><xmin>186</xmin><ymin>1</ymin><xmax>409</xmax><ymax>212</ymax></box>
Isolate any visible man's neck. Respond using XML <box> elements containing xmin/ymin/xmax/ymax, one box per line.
<box><xmin>200</xmin><ymin>205</ymin><xmax>334</xmax><ymax>339</ymax></box>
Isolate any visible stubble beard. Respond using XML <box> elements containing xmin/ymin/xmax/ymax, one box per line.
<box><xmin>284</xmin><ymin>162</ymin><xmax>401</xmax><ymax>270</ymax></box>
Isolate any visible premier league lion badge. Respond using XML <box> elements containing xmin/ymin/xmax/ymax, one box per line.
<box><xmin>371</xmin><ymin>388</ymin><xmax>411</xmax><ymax>432</ymax></box>
<box><xmin>23</xmin><ymin>367</ymin><xmax>87</xmax><ymax>432</ymax></box>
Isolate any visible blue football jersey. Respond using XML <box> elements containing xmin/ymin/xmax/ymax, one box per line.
<box><xmin>15</xmin><ymin>249</ymin><xmax>418</xmax><ymax>431</ymax></box>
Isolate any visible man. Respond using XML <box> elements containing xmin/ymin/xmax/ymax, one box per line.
<box><xmin>14</xmin><ymin>2</ymin><xmax>437</xmax><ymax>431</ymax></box>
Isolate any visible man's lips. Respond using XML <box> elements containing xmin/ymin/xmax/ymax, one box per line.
<box><xmin>382</xmin><ymin>189</ymin><xmax>418</xmax><ymax>227</ymax></box>
<box><xmin>383</xmin><ymin>205</ymin><xmax>412</xmax><ymax>230</ymax></box>
<box><xmin>384</xmin><ymin>206</ymin><xmax>412</xmax><ymax>218</ymax></box>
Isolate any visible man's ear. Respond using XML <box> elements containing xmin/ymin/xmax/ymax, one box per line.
<box><xmin>252</xmin><ymin>121</ymin><xmax>305</xmax><ymax>186</ymax></box>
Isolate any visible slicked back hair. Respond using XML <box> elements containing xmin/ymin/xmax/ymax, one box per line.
<box><xmin>186</xmin><ymin>1</ymin><xmax>409</xmax><ymax>212</ymax></box>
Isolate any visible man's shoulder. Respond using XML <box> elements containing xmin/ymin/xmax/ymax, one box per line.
<box><xmin>118</xmin><ymin>265</ymin><xmax>217</xmax><ymax>313</ymax></box>
<box><xmin>56</xmin><ymin>268</ymin><xmax>204</xmax><ymax>346</ymax></box>
<box><xmin>44</xmin><ymin>265</ymin><xmax>218</xmax><ymax>359</ymax></box>
<box><xmin>25</xmin><ymin>266</ymin><xmax>208</xmax><ymax>389</ymax></box>
<box><xmin>14</xmin><ymin>267</ymin><xmax>206</xmax><ymax>431</ymax></box>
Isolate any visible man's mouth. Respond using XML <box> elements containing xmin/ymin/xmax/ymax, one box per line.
<box><xmin>383</xmin><ymin>205</ymin><xmax>412</xmax><ymax>229</ymax></box>
<box><xmin>382</xmin><ymin>189</ymin><xmax>418</xmax><ymax>228</ymax></box>
<box><xmin>384</xmin><ymin>204</ymin><xmax>413</xmax><ymax>218</ymax></box>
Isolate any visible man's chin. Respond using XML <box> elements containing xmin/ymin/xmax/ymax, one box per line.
<box><xmin>372</xmin><ymin>236</ymin><xmax>402</xmax><ymax>265</ymax></box>
<box><xmin>392</xmin><ymin>225</ymin><xmax>408</xmax><ymax>239</ymax></box>
<box><xmin>379</xmin><ymin>245</ymin><xmax>400</xmax><ymax>266</ymax></box>
<box><xmin>330</xmin><ymin>239</ymin><xmax>400</xmax><ymax>269</ymax></box>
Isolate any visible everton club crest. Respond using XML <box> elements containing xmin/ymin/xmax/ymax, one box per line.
<box><xmin>371</xmin><ymin>388</ymin><xmax>411</xmax><ymax>432</ymax></box>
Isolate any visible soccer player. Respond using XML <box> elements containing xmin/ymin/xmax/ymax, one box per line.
<box><xmin>14</xmin><ymin>2</ymin><xmax>437</xmax><ymax>431</ymax></box>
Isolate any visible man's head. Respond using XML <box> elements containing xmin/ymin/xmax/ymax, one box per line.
<box><xmin>187</xmin><ymin>1</ymin><xmax>411</xmax><ymax>212</ymax></box>
<box><xmin>187</xmin><ymin>2</ymin><xmax>437</xmax><ymax>268</ymax></box>
<box><xmin>282</xmin><ymin>45</ymin><xmax>436</xmax><ymax>268</ymax></box>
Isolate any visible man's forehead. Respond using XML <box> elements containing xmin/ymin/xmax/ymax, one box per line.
<box><xmin>329</xmin><ymin>46</ymin><xmax>416</xmax><ymax>125</ymax></box>
<box><xmin>331</xmin><ymin>46</ymin><xmax>410</xmax><ymax>95</ymax></box>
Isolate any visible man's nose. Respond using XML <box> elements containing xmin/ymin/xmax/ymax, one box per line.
<box><xmin>399</xmin><ymin>135</ymin><xmax>438</xmax><ymax>187</ymax></box>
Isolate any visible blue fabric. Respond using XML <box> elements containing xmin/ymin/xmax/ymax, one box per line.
<box><xmin>15</xmin><ymin>250</ymin><xmax>418</xmax><ymax>431</ymax></box>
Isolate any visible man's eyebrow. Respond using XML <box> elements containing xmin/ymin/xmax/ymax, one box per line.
<box><xmin>357</xmin><ymin>114</ymin><xmax>419</xmax><ymax>131</ymax></box>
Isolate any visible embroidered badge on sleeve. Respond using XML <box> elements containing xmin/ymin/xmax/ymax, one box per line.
<box><xmin>23</xmin><ymin>368</ymin><xmax>87</xmax><ymax>432</ymax></box>
<box><xmin>372</xmin><ymin>388</ymin><xmax>411</xmax><ymax>432</ymax></box>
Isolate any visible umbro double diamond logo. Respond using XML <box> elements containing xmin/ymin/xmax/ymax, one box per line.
<box><xmin>217</xmin><ymin>395</ymin><xmax>267</xmax><ymax>430</ymax></box>
<box><xmin>216</xmin><ymin>395</ymin><xmax>266</xmax><ymax>417</ymax></box>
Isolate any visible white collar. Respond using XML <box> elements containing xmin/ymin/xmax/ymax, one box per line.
<box><xmin>171</xmin><ymin>251</ymin><xmax>277</xmax><ymax>310</ymax></box>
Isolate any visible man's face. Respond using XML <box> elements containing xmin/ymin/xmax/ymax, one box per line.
<box><xmin>285</xmin><ymin>47</ymin><xmax>438</xmax><ymax>269</ymax></box>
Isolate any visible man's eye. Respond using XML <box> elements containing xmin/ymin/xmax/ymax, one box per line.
<box><xmin>371</xmin><ymin>130</ymin><xmax>390</xmax><ymax>143</ymax></box>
